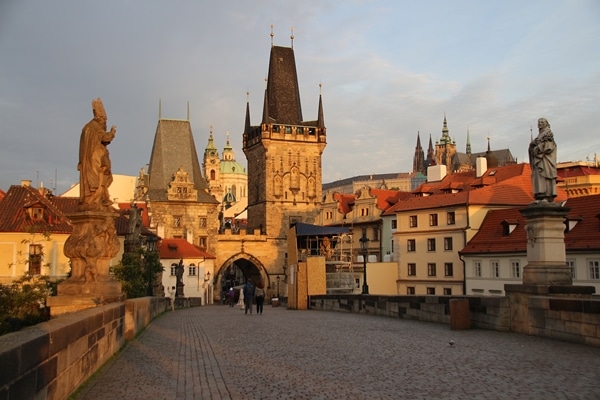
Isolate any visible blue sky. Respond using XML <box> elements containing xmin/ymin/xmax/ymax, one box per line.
<box><xmin>1</xmin><ymin>0</ymin><xmax>599</xmax><ymax>193</ymax></box>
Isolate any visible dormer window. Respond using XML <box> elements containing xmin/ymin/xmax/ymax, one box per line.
<box><xmin>29</xmin><ymin>206</ymin><xmax>44</xmax><ymax>220</ymax></box>
<box><xmin>502</xmin><ymin>220</ymin><xmax>519</xmax><ymax>236</ymax></box>
<box><xmin>564</xmin><ymin>216</ymin><xmax>582</xmax><ymax>233</ymax></box>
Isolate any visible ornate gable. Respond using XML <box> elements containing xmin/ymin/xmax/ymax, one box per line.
<box><xmin>167</xmin><ymin>167</ymin><xmax>198</xmax><ymax>201</ymax></box>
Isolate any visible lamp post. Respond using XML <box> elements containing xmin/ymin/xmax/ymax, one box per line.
<box><xmin>146</xmin><ymin>235</ymin><xmax>158</xmax><ymax>296</ymax></box>
<box><xmin>276</xmin><ymin>275</ymin><xmax>281</xmax><ymax>298</ymax></box>
<box><xmin>359</xmin><ymin>233</ymin><xmax>369</xmax><ymax>294</ymax></box>
<box><xmin>204</xmin><ymin>271</ymin><xmax>211</xmax><ymax>305</ymax></box>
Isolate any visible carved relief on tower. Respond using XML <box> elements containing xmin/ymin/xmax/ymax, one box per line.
<box><xmin>307</xmin><ymin>174</ymin><xmax>316</xmax><ymax>200</ymax></box>
<box><xmin>273</xmin><ymin>173</ymin><xmax>283</xmax><ymax>198</ymax></box>
<box><xmin>167</xmin><ymin>167</ymin><xmax>198</xmax><ymax>201</ymax></box>
<box><xmin>290</xmin><ymin>164</ymin><xmax>300</xmax><ymax>193</ymax></box>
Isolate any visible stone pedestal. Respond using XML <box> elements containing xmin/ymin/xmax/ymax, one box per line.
<box><xmin>505</xmin><ymin>201</ymin><xmax>595</xmax><ymax>334</ymax></box>
<box><xmin>520</xmin><ymin>202</ymin><xmax>572</xmax><ymax>285</ymax></box>
<box><xmin>48</xmin><ymin>210</ymin><xmax>123</xmax><ymax>316</ymax></box>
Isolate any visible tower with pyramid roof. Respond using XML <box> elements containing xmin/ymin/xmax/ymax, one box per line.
<box><xmin>243</xmin><ymin>40</ymin><xmax>326</xmax><ymax>238</ymax></box>
<box><xmin>143</xmin><ymin>109</ymin><xmax>219</xmax><ymax>250</ymax></box>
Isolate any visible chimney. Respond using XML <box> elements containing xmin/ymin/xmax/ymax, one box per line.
<box><xmin>21</xmin><ymin>179</ymin><xmax>32</xmax><ymax>187</ymax></box>
<box><xmin>476</xmin><ymin>156</ymin><xmax>487</xmax><ymax>177</ymax></box>
<box><xmin>427</xmin><ymin>165</ymin><xmax>447</xmax><ymax>182</ymax></box>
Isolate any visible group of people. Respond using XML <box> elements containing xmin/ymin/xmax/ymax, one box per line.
<box><xmin>228</xmin><ymin>279</ymin><xmax>265</xmax><ymax>314</ymax></box>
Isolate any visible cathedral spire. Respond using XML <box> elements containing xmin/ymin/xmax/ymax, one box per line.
<box><xmin>413</xmin><ymin>131</ymin><xmax>425</xmax><ymax>174</ymax></box>
<box><xmin>261</xmin><ymin>86</ymin><xmax>269</xmax><ymax>124</ymax></box>
<box><xmin>466</xmin><ymin>127</ymin><xmax>472</xmax><ymax>155</ymax></box>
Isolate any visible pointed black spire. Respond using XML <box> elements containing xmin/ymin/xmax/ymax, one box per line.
<box><xmin>244</xmin><ymin>92</ymin><xmax>251</xmax><ymax>134</ymax></box>
<box><xmin>317</xmin><ymin>85</ymin><xmax>325</xmax><ymax>129</ymax></box>
<box><xmin>261</xmin><ymin>88</ymin><xmax>269</xmax><ymax>124</ymax></box>
<box><xmin>413</xmin><ymin>131</ymin><xmax>425</xmax><ymax>174</ymax></box>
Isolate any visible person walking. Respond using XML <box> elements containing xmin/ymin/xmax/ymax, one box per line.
<box><xmin>167</xmin><ymin>286</ymin><xmax>176</xmax><ymax>311</ymax></box>
<box><xmin>243</xmin><ymin>279</ymin><xmax>255</xmax><ymax>314</ymax></box>
<box><xmin>255</xmin><ymin>283</ymin><xmax>265</xmax><ymax>314</ymax></box>
<box><xmin>228</xmin><ymin>287</ymin><xmax>235</xmax><ymax>307</ymax></box>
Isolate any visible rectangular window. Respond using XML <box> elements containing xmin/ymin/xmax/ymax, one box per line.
<box><xmin>409</xmin><ymin>215</ymin><xmax>418</xmax><ymax>228</ymax></box>
<box><xmin>407</xmin><ymin>263</ymin><xmax>416</xmax><ymax>276</ymax></box>
<box><xmin>474</xmin><ymin>260</ymin><xmax>482</xmax><ymax>277</ymax></box>
<box><xmin>361</xmin><ymin>208</ymin><xmax>369</xmax><ymax>216</ymax></box>
<box><xmin>427</xmin><ymin>287</ymin><xmax>435</xmax><ymax>295</ymax></box>
<box><xmin>566</xmin><ymin>259</ymin><xmax>576</xmax><ymax>279</ymax></box>
<box><xmin>444</xmin><ymin>237</ymin><xmax>453</xmax><ymax>251</ymax></box>
<box><xmin>407</xmin><ymin>287</ymin><xmax>415</xmax><ymax>295</ymax></box>
<box><xmin>447</xmin><ymin>211</ymin><xmax>456</xmax><ymax>225</ymax></box>
<box><xmin>444</xmin><ymin>263</ymin><xmax>453</xmax><ymax>277</ymax></box>
<box><xmin>589</xmin><ymin>260</ymin><xmax>600</xmax><ymax>280</ymax></box>
<box><xmin>28</xmin><ymin>244</ymin><xmax>42</xmax><ymax>275</ymax></box>
<box><xmin>491</xmin><ymin>260</ymin><xmax>500</xmax><ymax>278</ymax></box>
<box><xmin>199</xmin><ymin>217</ymin><xmax>207</xmax><ymax>228</ymax></box>
<box><xmin>173</xmin><ymin>215</ymin><xmax>182</xmax><ymax>227</ymax></box>
<box><xmin>427</xmin><ymin>263</ymin><xmax>436</xmax><ymax>276</ymax></box>
<box><xmin>511</xmin><ymin>260</ymin><xmax>521</xmax><ymax>278</ymax></box>
<box><xmin>189</xmin><ymin>266</ymin><xmax>196</xmax><ymax>276</ymax></box>
<box><xmin>391</xmin><ymin>220</ymin><xmax>397</xmax><ymax>229</ymax></box>
<box><xmin>170</xmin><ymin>264</ymin><xmax>177</xmax><ymax>276</ymax></box>
<box><xmin>443</xmin><ymin>288</ymin><xmax>452</xmax><ymax>295</ymax></box>
<box><xmin>373</xmin><ymin>228</ymin><xmax>379</xmax><ymax>241</ymax></box>
<box><xmin>199</xmin><ymin>237</ymin><xmax>207</xmax><ymax>248</ymax></box>
<box><xmin>325</xmin><ymin>211</ymin><xmax>333</xmax><ymax>220</ymax></box>
<box><xmin>427</xmin><ymin>238</ymin><xmax>436</xmax><ymax>252</ymax></box>
<box><xmin>429</xmin><ymin>213</ymin><xmax>438</xmax><ymax>226</ymax></box>
<box><xmin>407</xmin><ymin>239</ymin><xmax>416</xmax><ymax>252</ymax></box>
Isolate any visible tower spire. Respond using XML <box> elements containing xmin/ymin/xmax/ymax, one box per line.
<box><xmin>317</xmin><ymin>82</ymin><xmax>325</xmax><ymax>129</ymax></box>
<box><xmin>244</xmin><ymin>91</ymin><xmax>251</xmax><ymax>134</ymax></box>
<box><xmin>466</xmin><ymin>127</ymin><xmax>472</xmax><ymax>155</ymax></box>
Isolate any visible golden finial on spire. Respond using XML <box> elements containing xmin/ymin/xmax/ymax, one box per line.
<box><xmin>210</xmin><ymin>124</ymin><xmax>213</xmax><ymax>136</ymax></box>
<box><xmin>290</xmin><ymin>26</ymin><xmax>294</xmax><ymax>48</ymax></box>
<box><xmin>246</xmin><ymin>90</ymin><xmax>250</xmax><ymax>102</ymax></box>
<box><xmin>319</xmin><ymin>81</ymin><xmax>322</xmax><ymax>95</ymax></box>
<box><xmin>270</xmin><ymin>24</ymin><xmax>274</xmax><ymax>47</ymax></box>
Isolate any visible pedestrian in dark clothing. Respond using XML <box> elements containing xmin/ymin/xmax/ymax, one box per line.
<box><xmin>255</xmin><ymin>284</ymin><xmax>265</xmax><ymax>314</ymax></box>
<box><xmin>243</xmin><ymin>279</ymin><xmax>255</xmax><ymax>314</ymax></box>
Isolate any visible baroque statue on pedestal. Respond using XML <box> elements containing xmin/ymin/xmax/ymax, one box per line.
<box><xmin>528</xmin><ymin>117</ymin><xmax>557</xmax><ymax>202</ymax></box>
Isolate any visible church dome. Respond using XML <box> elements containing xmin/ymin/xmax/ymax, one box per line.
<box><xmin>220</xmin><ymin>160</ymin><xmax>246</xmax><ymax>175</ymax></box>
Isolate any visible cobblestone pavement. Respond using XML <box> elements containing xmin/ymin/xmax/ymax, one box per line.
<box><xmin>74</xmin><ymin>305</ymin><xmax>600</xmax><ymax>400</ymax></box>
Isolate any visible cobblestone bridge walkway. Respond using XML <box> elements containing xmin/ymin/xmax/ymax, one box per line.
<box><xmin>74</xmin><ymin>305</ymin><xmax>600</xmax><ymax>400</ymax></box>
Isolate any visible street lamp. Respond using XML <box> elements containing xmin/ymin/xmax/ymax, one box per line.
<box><xmin>276</xmin><ymin>275</ymin><xmax>281</xmax><ymax>298</ymax></box>
<box><xmin>146</xmin><ymin>235</ymin><xmax>158</xmax><ymax>296</ymax></box>
<box><xmin>359</xmin><ymin>233</ymin><xmax>369</xmax><ymax>294</ymax></box>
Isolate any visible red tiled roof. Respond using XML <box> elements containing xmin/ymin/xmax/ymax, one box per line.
<box><xmin>557</xmin><ymin>166</ymin><xmax>600</xmax><ymax>178</ymax></box>
<box><xmin>385</xmin><ymin>163</ymin><xmax>567</xmax><ymax>213</ymax></box>
<box><xmin>333</xmin><ymin>192</ymin><xmax>355</xmax><ymax>215</ymax></box>
<box><xmin>369</xmin><ymin>188</ymin><xmax>411</xmax><ymax>211</ymax></box>
<box><xmin>460</xmin><ymin>194</ymin><xmax>600</xmax><ymax>254</ymax></box>
<box><xmin>118</xmin><ymin>202</ymin><xmax>150</xmax><ymax>227</ymax></box>
<box><xmin>158</xmin><ymin>238</ymin><xmax>215</xmax><ymax>260</ymax></box>
<box><xmin>0</xmin><ymin>185</ymin><xmax>78</xmax><ymax>234</ymax></box>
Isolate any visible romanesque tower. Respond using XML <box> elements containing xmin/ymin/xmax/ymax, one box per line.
<box><xmin>243</xmin><ymin>41</ymin><xmax>326</xmax><ymax>239</ymax></box>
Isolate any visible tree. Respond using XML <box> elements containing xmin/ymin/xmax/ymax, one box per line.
<box><xmin>112</xmin><ymin>247</ymin><xmax>163</xmax><ymax>299</ymax></box>
<box><xmin>0</xmin><ymin>274</ymin><xmax>52</xmax><ymax>335</ymax></box>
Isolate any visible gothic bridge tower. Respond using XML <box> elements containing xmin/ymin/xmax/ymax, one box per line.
<box><xmin>243</xmin><ymin>41</ymin><xmax>327</xmax><ymax>240</ymax></box>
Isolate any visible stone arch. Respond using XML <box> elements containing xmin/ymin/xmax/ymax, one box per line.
<box><xmin>215</xmin><ymin>252</ymin><xmax>271</xmax><ymax>298</ymax></box>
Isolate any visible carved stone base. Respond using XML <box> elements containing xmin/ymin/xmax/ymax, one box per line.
<box><xmin>47</xmin><ymin>293</ymin><xmax>125</xmax><ymax>316</ymax></box>
<box><xmin>57</xmin><ymin>279</ymin><xmax>122</xmax><ymax>297</ymax></box>
<box><xmin>523</xmin><ymin>262</ymin><xmax>572</xmax><ymax>286</ymax></box>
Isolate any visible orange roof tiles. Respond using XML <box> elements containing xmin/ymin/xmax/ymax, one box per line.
<box><xmin>158</xmin><ymin>238</ymin><xmax>215</xmax><ymax>260</ymax></box>
<box><xmin>460</xmin><ymin>193</ymin><xmax>600</xmax><ymax>254</ymax></box>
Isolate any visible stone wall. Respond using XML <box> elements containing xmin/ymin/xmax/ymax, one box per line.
<box><xmin>309</xmin><ymin>294</ymin><xmax>600</xmax><ymax>346</ymax></box>
<box><xmin>0</xmin><ymin>297</ymin><xmax>170</xmax><ymax>400</ymax></box>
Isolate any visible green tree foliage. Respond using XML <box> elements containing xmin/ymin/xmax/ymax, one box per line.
<box><xmin>112</xmin><ymin>248</ymin><xmax>163</xmax><ymax>299</ymax></box>
<box><xmin>0</xmin><ymin>274</ymin><xmax>52</xmax><ymax>335</ymax></box>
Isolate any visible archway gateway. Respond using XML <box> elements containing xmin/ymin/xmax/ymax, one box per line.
<box><xmin>216</xmin><ymin>253</ymin><xmax>273</xmax><ymax>302</ymax></box>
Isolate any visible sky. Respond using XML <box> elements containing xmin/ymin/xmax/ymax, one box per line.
<box><xmin>1</xmin><ymin>0</ymin><xmax>599</xmax><ymax>194</ymax></box>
